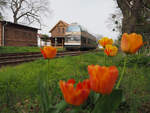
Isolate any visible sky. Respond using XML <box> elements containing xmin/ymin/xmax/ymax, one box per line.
<box><xmin>5</xmin><ymin>0</ymin><xmax>120</xmax><ymax>40</ymax></box>
<box><xmin>40</xmin><ymin>0</ymin><xmax>120</xmax><ymax>40</ymax></box>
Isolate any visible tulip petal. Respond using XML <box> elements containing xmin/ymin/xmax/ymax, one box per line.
<box><xmin>99</xmin><ymin>37</ymin><xmax>113</xmax><ymax>48</ymax></box>
<box><xmin>121</xmin><ymin>33</ymin><xmax>143</xmax><ymax>54</ymax></box>
<box><xmin>67</xmin><ymin>79</ymin><xmax>75</xmax><ymax>84</ymax></box>
<box><xmin>59</xmin><ymin>79</ymin><xmax>90</xmax><ymax>106</ymax></box>
<box><xmin>121</xmin><ymin>33</ymin><xmax>130</xmax><ymax>53</ymax></box>
<box><xmin>40</xmin><ymin>48</ymin><xmax>47</xmax><ymax>59</ymax></box>
<box><xmin>104</xmin><ymin>45</ymin><xmax>118</xmax><ymax>56</ymax></box>
<box><xmin>129</xmin><ymin>34</ymin><xmax>143</xmax><ymax>53</ymax></box>
<box><xmin>88</xmin><ymin>65</ymin><xmax>118</xmax><ymax>95</ymax></box>
<box><xmin>40</xmin><ymin>46</ymin><xmax>57</xmax><ymax>59</ymax></box>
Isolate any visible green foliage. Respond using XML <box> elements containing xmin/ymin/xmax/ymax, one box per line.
<box><xmin>118</xmin><ymin>53</ymin><xmax>150</xmax><ymax>67</ymax></box>
<box><xmin>118</xmin><ymin>66</ymin><xmax>150</xmax><ymax>113</ymax></box>
<box><xmin>0</xmin><ymin>46</ymin><xmax>64</xmax><ymax>54</ymax></box>
<box><xmin>0</xmin><ymin>46</ymin><xmax>41</xmax><ymax>53</ymax></box>
<box><xmin>0</xmin><ymin>51</ymin><xmax>149</xmax><ymax>112</ymax></box>
<box><xmin>93</xmin><ymin>90</ymin><xmax>123</xmax><ymax>113</ymax></box>
<box><xmin>0</xmin><ymin>53</ymin><xmax>100</xmax><ymax>112</ymax></box>
<box><xmin>38</xmin><ymin>71</ymin><xmax>51</xmax><ymax>113</ymax></box>
<box><xmin>48</xmin><ymin>101</ymin><xmax>68</xmax><ymax>113</ymax></box>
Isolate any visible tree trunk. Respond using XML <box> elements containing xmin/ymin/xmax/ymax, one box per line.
<box><xmin>117</xmin><ymin>0</ymin><xmax>142</xmax><ymax>33</ymax></box>
<box><xmin>122</xmin><ymin>14</ymin><xmax>136</xmax><ymax>33</ymax></box>
<box><xmin>13</xmin><ymin>13</ymin><xmax>18</xmax><ymax>24</ymax></box>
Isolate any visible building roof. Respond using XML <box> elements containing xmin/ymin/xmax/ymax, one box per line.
<box><xmin>37</xmin><ymin>34</ymin><xmax>50</xmax><ymax>40</ymax></box>
<box><xmin>49</xmin><ymin>20</ymin><xmax>69</xmax><ymax>33</ymax></box>
<box><xmin>0</xmin><ymin>20</ymin><xmax>39</xmax><ymax>30</ymax></box>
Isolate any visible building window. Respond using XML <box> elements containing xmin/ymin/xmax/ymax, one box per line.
<box><xmin>58</xmin><ymin>28</ymin><xmax>61</xmax><ymax>33</ymax></box>
<box><xmin>62</xmin><ymin>28</ymin><xmax>65</xmax><ymax>33</ymax></box>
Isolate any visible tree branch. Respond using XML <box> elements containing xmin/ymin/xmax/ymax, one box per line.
<box><xmin>9</xmin><ymin>0</ymin><xmax>51</xmax><ymax>26</ymax></box>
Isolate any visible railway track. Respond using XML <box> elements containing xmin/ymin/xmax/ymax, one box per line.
<box><xmin>0</xmin><ymin>50</ymin><xmax>92</xmax><ymax>67</ymax></box>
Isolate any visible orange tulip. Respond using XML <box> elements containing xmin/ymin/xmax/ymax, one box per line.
<box><xmin>59</xmin><ymin>79</ymin><xmax>90</xmax><ymax>106</ymax></box>
<box><xmin>104</xmin><ymin>45</ymin><xmax>118</xmax><ymax>56</ymax></box>
<box><xmin>88</xmin><ymin>65</ymin><xmax>118</xmax><ymax>95</ymax></box>
<box><xmin>99</xmin><ymin>37</ymin><xmax>113</xmax><ymax>48</ymax></box>
<box><xmin>40</xmin><ymin>46</ymin><xmax>57</xmax><ymax>59</ymax></box>
<box><xmin>121</xmin><ymin>33</ymin><xmax>143</xmax><ymax>54</ymax></box>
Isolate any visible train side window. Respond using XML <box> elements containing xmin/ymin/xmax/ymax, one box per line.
<box><xmin>81</xmin><ymin>36</ymin><xmax>86</xmax><ymax>43</ymax></box>
<box><xmin>88</xmin><ymin>38</ymin><xmax>96</xmax><ymax>45</ymax></box>
<box><xmin>65</xmin><ymin>37</ymin><xmax>68</xmax><ymax>42</ymax></box>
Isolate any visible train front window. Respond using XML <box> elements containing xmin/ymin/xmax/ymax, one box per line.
<box><xmin>66</xmin><ymin>25</ymin><xmax>80</xmax><ymax>32</ymax></box>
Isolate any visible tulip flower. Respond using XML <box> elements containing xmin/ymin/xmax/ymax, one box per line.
<box><xmin>99</xmin><ymin>37</ymin><xmax>113</xmax><ymax>48</ymax></box>
<box><xmin>40</xmin><ymin>46</ymin><xmax>57</xmax><ymax>59</ymax></box>
<box><xmin>59</xmin><ymin>79</ymin><xmax>90</xmax><ymax>106</ymax></box>
<box><xmin>104</xmin><ymin>45</ymin><xmax>118</xmax><ymax>56</ymax></box>
<box><xmin>88</xmin><ymin>65</ymin><xmax>118</xmax><ymax>94</ymax></box>
<box><xmin>121</xmin><ymin>33</ymin><xmax>143</xmax><ymax>54</ymax></box>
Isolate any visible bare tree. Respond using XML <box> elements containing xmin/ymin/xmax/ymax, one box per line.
<box><xmin>7</xmin><ymin>0</ymin><xmax>51</xmax><ymax>27</ymax></box>
<box><xmin>106</xmin><ymin>8</ymin><xmax>122</xmax><ymax>35</ymax></box>
<box><xmin>0</xmin><ymin>0</ymin><xmax>7</xmax><ymax>9</ymax></box>
<box><xmin>0</xmin><ymin>0</ymin><xmax>7</xmax><ymax>20</ymax></box>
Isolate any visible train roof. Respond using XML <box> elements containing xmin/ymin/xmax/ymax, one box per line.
<box><xmin>82</xmin><ymin>31</ymin><xmax>96</xmax><ymax>41</ymax></box>
<box><xmin>67</xmin><ymin>23</ymin><xmax>87</xmax><ymax>32</ymax></box>
<box><xmin>66</xmin><ymin>23</ymin><xmax>96</xmax><ymax>41</ymax></box>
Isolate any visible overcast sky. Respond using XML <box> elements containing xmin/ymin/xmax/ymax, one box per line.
<box><xmin>4</xmin><ymin>0</ymin><xmax>120</xmax><ymax>39</ymax></box>
<box><xmin>40</xmin><ymin>0</ymin><xmax>120</xmax><ymax>39</ymax></box>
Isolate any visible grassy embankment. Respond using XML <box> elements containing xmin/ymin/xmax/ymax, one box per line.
<box><xmin>0</xmin><ymin>51</ymin><xmax>150</xmax><ymax>113</ymax></box>
<box><xmin>0</xmin><ymin>46</ymin><xmax>64</xmax><ymax>54</ymax></box>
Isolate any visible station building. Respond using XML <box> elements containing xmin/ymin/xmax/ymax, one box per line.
<box><xmin>49</xmin><ymin>20</ymin><xmax>69</xmax><ymax>47</ymax></box>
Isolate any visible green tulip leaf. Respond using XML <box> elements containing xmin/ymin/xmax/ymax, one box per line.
<box><xmin>92</xmin><ymin>89</ymin><xmax>123</xmax><ymax>113</ymax></box>
<box><xmin>48</xmin><ymin>100</ymin><xmax>68</xmax><ymax>113</ymax></box>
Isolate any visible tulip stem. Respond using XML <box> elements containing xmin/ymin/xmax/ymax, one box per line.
<box><xmin>116</xmin><ymin>55</ymin><xmax>127</xmax><ymax>89</ymax></box>
<box><xmin>48</xmin><ymin>59</ymin><xmax>50</xmax><ymax>69</ymax></box>
<box><xmin>47</xmin><ymin>59</ymin><xmax>50</xmax><ymax>85</ymax></box>
<box><xmin>104</xmin><ymin>53</ymin><xmax>106</xmax><ymax>65</ymax></box>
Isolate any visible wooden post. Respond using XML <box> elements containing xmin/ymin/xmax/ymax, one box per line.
<box><xmin>55</xmin><ymin>38</ymin><xmax>56</xmax><ymax>47</ymax></box>
<box><xmin>40</xmin><ymin>38</ymin><xmax>42</xmax><ymax>47</ymax></box>
<box><xmin>62</xmin><ymin>38</ymin><xmax>64</xmax><ymax>48</ymax></box>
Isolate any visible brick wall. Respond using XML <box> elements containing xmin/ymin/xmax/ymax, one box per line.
<box><xmin>4</xmin><ymin>24</ymin><xmax>37</xmax><ymax>46</ymax></box>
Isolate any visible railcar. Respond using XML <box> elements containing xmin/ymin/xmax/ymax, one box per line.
<box><xmin>64</xmin><ymin>23</ymin><xmax>97</xmax><ymax>50</ymax></box>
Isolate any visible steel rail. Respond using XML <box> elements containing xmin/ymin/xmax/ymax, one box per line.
<box><xmin>0</xmin><ymin>50</ymin><xmax>96</xmax><ymax>67</ymax></box>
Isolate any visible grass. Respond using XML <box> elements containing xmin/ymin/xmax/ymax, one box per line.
<box><xmin>0</xmin><ymin>51</ymin><xmax>150</xmax><ymax>113</ymax></box>
<box><xmin>0</xmin><ymin>46</ymin><xmax>65</xmax><ymax>54</ymax></box>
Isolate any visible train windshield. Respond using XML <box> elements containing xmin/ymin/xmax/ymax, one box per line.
<box><xmin>66</xmin><ymin>25</ymin><xmax>81</xmax><ymax>32</ymax></box>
